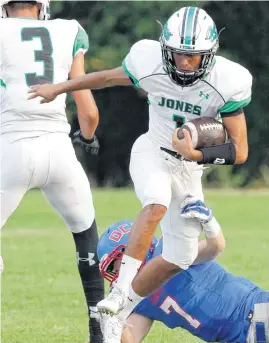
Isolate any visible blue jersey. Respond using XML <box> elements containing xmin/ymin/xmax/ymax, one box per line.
<box><xmin>133</xmin><ymin>261</ymin><xmax>269</xmax><ymax>342</ymax></box>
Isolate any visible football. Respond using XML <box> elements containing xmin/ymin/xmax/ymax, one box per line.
<box><xmin>177</xmin><ymin>117</ymin><xmax>227</xmax><ymax>149</ymax></box>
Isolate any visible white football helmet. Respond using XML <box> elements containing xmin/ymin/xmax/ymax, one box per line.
<box><xmin>160</xmin><ymin>6</ymin><xmax>219</xmax><ymax>87</ymax></box>
<box><xmin>0</xmin><ymin>0</ymin><xmax>50</xmax><ymax>20</ymax></box>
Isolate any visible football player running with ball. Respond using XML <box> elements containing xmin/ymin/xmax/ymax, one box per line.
<box><xmin>0</xmin><ymin>1</ymin><xmax>104</xmax><ymax>341</ymax></box>
<box><xmin>28</xmin><ymin>6</ymin><xmax>252</xmax><ymax>340</ymax></box>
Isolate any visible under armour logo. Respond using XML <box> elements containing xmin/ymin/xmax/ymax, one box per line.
<box><xmin>199</xmin><ymin>91</ymin><xmax>209</xmax><ymax>100</ymax></box>
<box><xmin>76</xmin><ymin>252</ymin><xmax>96</xmax><ymax>266</ymax></box>
<box><xmin>213</xmin><ymin>158</ymin><xmax>225</xmax><ymax>165</ymax></box>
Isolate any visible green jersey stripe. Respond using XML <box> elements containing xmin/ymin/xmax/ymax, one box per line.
<box><xmin>122</xmin><ymin>59</ymin><xmax>140</xmax><ymax>88</ymax></box>
<box><xmin>0</xmin><ymin>79</ymin><xmax>6</xmax><ymax>88</ymax></box>
<box><xmin>219</xmin><ymin>96</ymin><xmax>251</xmax><ymax>113</ymax></box>
<box><xmin>72</xmin><ymin>27</ymin><xmax>89</xmax><ymax>58</ymax></box>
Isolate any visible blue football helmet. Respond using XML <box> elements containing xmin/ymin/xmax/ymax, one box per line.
<box><xmin>97</xmin><ymin>220</ymin><xmax>158</xmax><ymax>284</ymax></box>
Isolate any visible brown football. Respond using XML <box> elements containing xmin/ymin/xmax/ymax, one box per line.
<box><xmin>177</xmin><ymin>117</ymin><xmax>227</xmax><ymax>148</ymax></box>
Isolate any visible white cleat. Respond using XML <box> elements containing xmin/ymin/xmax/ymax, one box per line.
<box><xmin>100</xmin><ymin>313</ymin><xmax>125</xmax><ymax>343</ymax></box>
<box><xmin>97</xmin><ymin>285</ymin><xmax>127</xmax><ymax>315</ymax></box>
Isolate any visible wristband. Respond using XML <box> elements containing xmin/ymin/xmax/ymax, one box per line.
<box><xmin>198</xmin><ymin>143</ymin><xmax>236</xmax><ymax>165</ymax></box>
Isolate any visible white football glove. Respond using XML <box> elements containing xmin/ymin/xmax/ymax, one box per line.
<box><xmin>180</xmin><ymin>196</ymin><xmax>213</xmax><ymax>224</ymax></box>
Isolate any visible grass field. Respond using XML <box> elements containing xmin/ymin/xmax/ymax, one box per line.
<box><xmin>1</xmin><ymin>189</ymin><xmax>269</xmax><ymax>343</ymax></box>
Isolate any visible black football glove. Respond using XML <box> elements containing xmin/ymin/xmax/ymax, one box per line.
<box><xmin>72</xmin><ymin>130</ymin><xmax>100</xmax><ymax>156</ymax></box>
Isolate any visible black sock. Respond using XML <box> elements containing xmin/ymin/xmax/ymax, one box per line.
<box><xmin>72</xmin><ymin>220</ymin><xmax>104</xmax><ymax>343</ymax></box>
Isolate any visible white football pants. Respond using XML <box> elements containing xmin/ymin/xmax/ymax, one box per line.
<box><xmin>130</xmin><ymin>133</ymin><xmax>204</xmax><ymax>269</ymax></box>
<box><xmin>0</xmin><ymin>132</ymin><xmax>95</xmax><ymax>233</ymax></box>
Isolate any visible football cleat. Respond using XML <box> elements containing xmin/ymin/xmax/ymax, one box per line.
<box><xmin>100</xmin><ymin>313</ymin><xmax>126</xmax><ymax>343</ymax></box>
<box><xmin>97</xmin><ymin>284</ymin><xmax>127</xmax><ymax>315</ymax></box>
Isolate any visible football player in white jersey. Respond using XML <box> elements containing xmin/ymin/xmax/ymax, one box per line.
<box><xmin>0</xmin><ymin>1</ymin><xmax>104</xmax><ymax>342</ymax></box>
<box><xmin>28</xmin><ymin>5</ymin><xmax>252</xmax><ymax>340</ymax></box>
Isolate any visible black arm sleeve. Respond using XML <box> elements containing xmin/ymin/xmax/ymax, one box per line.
<box><xmin>197</xmin><ymin>143</ymin><xmax>236</xmax><ymax>165</ymax></box>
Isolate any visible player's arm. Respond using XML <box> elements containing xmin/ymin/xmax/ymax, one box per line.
<box><xmin>122</xmin><ymin>314</ymin><xmax>153</xmax><ymax>343</ymax></box>
<box><xmin>28</xmin><ymin>39</ymin><xmax>149</xmax><ymax>103</ymax></box>
<box><xmin>221</xmin><ymin>110</ymin><xmax>248</xmax><ymax>164</ymax></box>
<box><xmin>69</xmin><ymin>52</ymin><xmax>99</xmax><ymax>139</ymax></box>
<box><xmin>172</xmin><ymin>110</ymin><xmax>248</xmax><ymax>165</ymax></box>
<box><xmin>193</xmin><ymin>232</ymin><xmax>226</xmax><ymax>265</ymax></box>
<box><xmin>181</xmin><ymin>197</ymin><xmax>226</xmax><ymax>263</ymax></box>
<box><xmin>173</xmin><ymin>67</ymin><xmax>252</xmax><ymax>165</ymax></box>
<box><xmin>28</xmin><ymin>67</ymin><xmax>132</xmax><ymax>103</ymax></box>
<box><xmin>65</xmin><ymin>66</ymin><xmax>132</xmax><ymax>92</ymax></box>
<box><xmin>193</xmin><ymin>109</ymin><xmax>248</xmax><ymax>165</ymax></box>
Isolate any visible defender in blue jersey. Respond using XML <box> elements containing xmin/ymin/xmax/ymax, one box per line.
<box><xmin>97</xmin><ymin>211</ymin><xmax>269</xmax><ymax>343</ymax></box>
<box><xmin>131</xmin><ymin>240</ymin><xmax>269</xmax><ymax>343</ymax></box>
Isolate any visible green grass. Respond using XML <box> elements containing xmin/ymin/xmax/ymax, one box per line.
<box><xmin>1</xmin><ymin>189</ymin><xmax>269</xmax><ymax>343</ymax></box>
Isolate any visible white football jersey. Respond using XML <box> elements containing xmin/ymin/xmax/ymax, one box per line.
<box><xmin>123</xmin><ymin>39</ymin><xmax>252</xmax><ymax>150</ymax></box>
<box><xmin>0</xmin><ymin>18</ymin><xmax>89</xmax><ymax>136</ymax></box>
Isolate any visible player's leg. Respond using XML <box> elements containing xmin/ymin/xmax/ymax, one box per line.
<box><xmin>97</xmin><ymin>134</ymin><xmax>172</xmax><ymax>315</ymax></box>
<box><xmin>118</xmin><ymin>142</ymin><xmax>170</xmax><ymax>289</ymax></box>
<box><xmin>0</xmin><ymin>135</ymin><xmax>33</xmax><ymax>228</ymax></box>
<box><xmin>247</xmin><ymin>302</ymin><xmax>269</xmax><ymax>343</ymax></box>
<box><xmin>123</xmin><ymin>314</ymin><xmax>153</xmax><ymax>343</ymax></box>
<box><xmin>99</xmin><ymin>312</ymin><xmax>152</xmax><ymax>343</ymax></box>
<box><xmin>0</xmin><ymin>135</ymin><xmax>34</xmax><ymax>275</ymax></box>
<box><xmin>130</xmin><ymin>162</ymin><xmax>204</xmax><ymax>296</ymax></box>
<box><xmin>41</xmin><ymin>133</ymin><xmax>104</xmax><ymax>343</ymax></box>
<box><xmin>130</xmin><ymin>198</ymin><xmax>201</xmax><ymax>298</ymax></box>
<box><xmin>179</xmin><ymin>168</ymin><xmax>225</xmax><ymax>263</ymax></box>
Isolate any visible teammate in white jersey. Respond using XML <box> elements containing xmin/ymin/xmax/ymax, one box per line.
<box><xmin>28</xmin><ymin>5</ymin><xmax>252</xmax><ymax>339</ymax></box>
<box><xmin>0</xmin><ymin>1</ymin><xmax>104</xmax><ymax>342</ymax></box>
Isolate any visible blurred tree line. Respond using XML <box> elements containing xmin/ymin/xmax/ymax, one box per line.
<box><xmin>51</xmin><ymin>1</ymin><xmax>269</xmax><ymax>188</ymax></box>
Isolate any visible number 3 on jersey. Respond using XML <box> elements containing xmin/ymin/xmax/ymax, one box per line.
<box><xmin>21</xmin><ymin>27</ymin><xmax>53</xmax><ymax>86</ymax></box>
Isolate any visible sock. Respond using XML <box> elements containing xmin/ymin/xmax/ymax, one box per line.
<box><xmin>118</xmin><ymin>285</ymin><xmax>145</xmax><ymax>321</ymax></box>
<box><xmin>72</xmin><ymin>220</ymin><xmax>104</xmax><ymax>343</ymax></box>
<box><xmin>116</xmin><ymin>255</ymin><xmax>142</xmax><ymax>294</ymax></box>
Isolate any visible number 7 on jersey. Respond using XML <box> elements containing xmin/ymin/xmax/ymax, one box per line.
<box><xmin>160</xmin><ymin>296</ymin><xmax>201</xmax><ymax>329</ymax></box>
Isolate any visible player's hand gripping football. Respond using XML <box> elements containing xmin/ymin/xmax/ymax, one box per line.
<box><xmin>72</xmin><ymin>130</ymin><xmax>100</xmax><ymax>156</ymax></box>
<box><xmin>28</xmin><ymin>83</ymin><xmax>58</xmax><ymax>103</ymax></box>
<box><xmin>181</xmin><ymin>196</ymin><xmax>213</xmax><ymax>224</ymax></box>
<box><xmin>172</xmin><ymin>128</ymin><xmax>201</xmax><ymax>161</ymax></box>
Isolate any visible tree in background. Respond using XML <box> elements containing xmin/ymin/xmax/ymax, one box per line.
<box><xmin>51</xmin><ymin>1</ymin><xmax>269</xmax><ymax>187</ymax></box>
<box><xmin>204</xmin><ymin>1</ymin><xmax>269</xmax><ymax>187</ymax></box>
<box><xmin>51</xmin><ymin>2</ymin><xmax>194</xmax><ymax>70</ymax></box>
